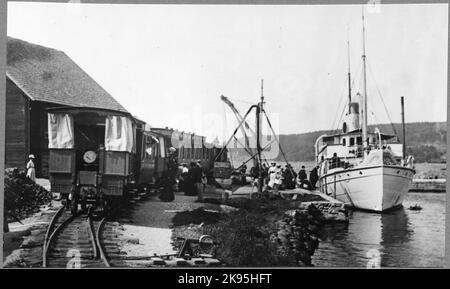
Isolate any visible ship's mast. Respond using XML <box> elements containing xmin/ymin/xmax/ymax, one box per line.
<box><xmin>347</xmin><ymin>28</ymin><xmax>352</xmax><ymax>114</ymax></box>
<box><xmin>401</xmin><ymin>96</ymin><xmax>406</xmax><ymax>161</ymax></box>
<box><xmin>256</xmin><ymin>79</ymin><xmax>264</xmax><ymax>192</ymax></box>
<box><xmin>256</xmin><ymin>79</ymin><xmax>264</xmax><ymax>164</ymax></box>
<box><xmin>361</xmin><ymin>9</ymin><xmax>369</xmax><ymax>156</ymax></box>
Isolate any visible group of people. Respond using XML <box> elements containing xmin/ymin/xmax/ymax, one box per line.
<box><xmin>159</xmin><ymin>147</ymin><xmax>208</xmax><ymax>203</ymax></box>
<box><xmin>250</xmin><ymin>162</ymin><xmax>319</xmax><ymax>193</ymax></box>
<box><xmin>297</xmin><ymin>165</ymin><xmax>319</xmax><ymax>190</ymax></box>
<box><xmin>177</xmin><ymin>161</ymin><xmax>207</xmax><ymax>201</ymax></box>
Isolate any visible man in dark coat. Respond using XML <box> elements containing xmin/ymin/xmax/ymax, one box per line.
<box><xmin>282</xmin><ymin>164</ymin><xmax>296</xmax><ymax>190</ymax></box>
<box><xmin>330</xmin><ymin>153</ymin><xmax>341</xmax><ymax>169</ymax></box>
<box><xmin>309</xmin><ymin>166</ymin><xmax>319</xmax><ymax>190</ymax></box>
<box><xmin>297</xmin><ymin>165</ymin><xmax>310</xmax><ymax>189</ymax></box>
<box><xmin>298</xmin><ymin>166</ymin><xmax>307</xmax><ymax>182</ymax></box>
<box><xmin>159</xmin><ymin>147</ymin><xmax>178</xmax><ymax>202</ymax></box>
<box><xmin>192</xmin><ymin>161</ymin><xmax>204</xmax><ymax>202</ymax></box>
<box><xmin>185</xmin><ymin>162</ymin><xmax>198</xmax><ymax>196</ymax></box>
<box><xmin>179</xmin><ymin>163</ymin><xmax>189</xmax><ymax>193</ymax></box>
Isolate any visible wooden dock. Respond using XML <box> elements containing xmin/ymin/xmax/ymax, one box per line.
<box><xmin>409</xmin><ymin>179</ymin><xmax>446</xmax><ymax>193</ymax></box>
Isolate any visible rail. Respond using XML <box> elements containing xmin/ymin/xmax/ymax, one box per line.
<box><xmin>43</xmin><ymin>207</ymin><xmax>111</xmax><ymax>268</ymax></box>
<box><xmin>95</xmin><ymin>217</ymin><xmax>111</xmax><ymax>267</ymax></box>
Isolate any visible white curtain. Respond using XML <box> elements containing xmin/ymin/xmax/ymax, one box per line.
<box><xmin>105</xmin><ymin>116</ymin><xmax>134</xmax><ymax>152</ymax></box>
<box><xmin>48</xmin><ymin>113</ymin><xmax>74</xmax><ymax>149</ymax></box>
<box><xmin>159</xmin><ymin>137</ymin><xmax>166</xmax><ymax>157</ymax></box>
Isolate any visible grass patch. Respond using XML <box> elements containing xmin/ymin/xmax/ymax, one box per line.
<box><xmin>172</xmin><ymin>207</ymin><xmax>221</xmax><ymax>226</ymax></box>
<box><xmin>171</xmin><ymin>197</ymin><xmax>325</xmax><ymax>266</ymax></box>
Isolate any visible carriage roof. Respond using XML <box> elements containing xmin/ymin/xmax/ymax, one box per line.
<box><xmin>46</xmin><ymin>106</ymin><xmax>133</xmax><ymax>119</ymax></box>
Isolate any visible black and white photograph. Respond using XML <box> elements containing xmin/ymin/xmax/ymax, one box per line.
<box><xmin>1</xmin><ymin>1</ymin><xmax>448</xmax><ymax>269</ymax></box>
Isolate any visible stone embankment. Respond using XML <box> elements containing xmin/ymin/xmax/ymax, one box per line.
<box><xmin>275</xmin><ymin>205</ymin><xmax>325</xmax><ymax>266</ymax></box>
<box><xmin>299</xmin><ymin>202</ymin><xmax>349</xmax><ymax>223</ymax></box>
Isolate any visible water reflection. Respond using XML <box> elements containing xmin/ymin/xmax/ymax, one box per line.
<box><xmin>312</xmin><ymin>193</ymin><xmax>444</xmax><ymax>268</ymax></box>
<box><xmin>380</xmin><ymin>208</ymin><xmax>413</xmax><ymax>244</ymax></box>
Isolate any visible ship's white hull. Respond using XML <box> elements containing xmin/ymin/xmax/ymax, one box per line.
<box><xmin>318</xmin><ymin>165</ymin><xmax>414</xmax><ymax>212</ymax></box>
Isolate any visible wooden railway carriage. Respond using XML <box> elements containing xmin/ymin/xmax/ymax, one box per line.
<box><xmin>151</xmin><ymin>127</ymin><xmax>228</xmax><ymax>178</ymax></box>
<box><xmin>47</xmin><ymin>107</ymin><xmax>138</xmax><ymax>214</ymax></box>
<box><xmin>135</xmin><ymin>124</ymin><xmax>171</xmax><ymax>190</ymax></box>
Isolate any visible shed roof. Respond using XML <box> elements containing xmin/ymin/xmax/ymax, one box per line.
<box><xmin>6</xmin><ymin>36</ymin><xmax>127</xmax><ymax>112</ymax></box>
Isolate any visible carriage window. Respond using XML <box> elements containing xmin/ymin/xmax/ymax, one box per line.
<box><xmin>145</xmin><ymin>146</ymin><xmax>153</xmax><ymax>159</ymax></box>
<box><xmin>145</xmin><ymin>142</ymin><xmax>155</xmax><ymax>160</ymax></box>
<box><xmin>350</xmin><ymin>137</ymin><xmax>355</xmax><ymax>146</ymax></box>
<box><xmin>342</xmin><ymin>138</ymin><xmax>346</xmax><ymax>146</ymax></box>
<box><xmin>356</xmin><ymin>137</ymin><xmax>362</xmax><ymax>145</ymax></box>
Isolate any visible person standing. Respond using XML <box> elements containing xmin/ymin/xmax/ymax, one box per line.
<box><xmin>185</xmin><ymin>162</ymin><xmax>197</xmax><ymax>196</ymax></box>
<box><xmin>297</xmin><ymin>165</ymin><xmax>307</xmax><ymax>187</ymax></box>
<box><xmin>273</xmin><ymin>164</ymin><xmax>283</xmax><ymax>195</ymax></box>
<box><xmin>283</xmin><ymin>164</ymin><xmax>297</xmax><ymax>190</ymax></box>
<box><xmin>159</xmin><ymin>147</ymin><xmax>177</xmax><ymax>202</ymax></box>
<box><xmin>268</xmin><ymin>162</ymin><xmax>276</xmax><ymax>189</ymax></box>
<box><xmin>179</xmin><ymin>163</ymin><xmax>189</xmax><ymax>193</ymax></box>
<box><xmin>240</xmin><ymin>163</ymin><xmax>247</xmax><ymax>185</ymax></box>
<box><xmin>261</xmin><ymin>163</ymin><xmax>270</xmax><ymax>192</ymax></box>
<box><xmin>194</xmin><ymin>161</ymin><xmax>204</xmax><ymax>202</ymax></box>
<box><xmin>26</xmin><ymin>154</ymin><xmax>36</xmax><ymax>182</ymax></box>
<box><xmin>201</xmin><ymin>170</ymin><xmax>208</xmax><ymax>196</ymax></box>
<box><xmin>330</xmin><ymin>153</ymin><xmax>341</xmax><ymax>169</ymax></box>
<box><xmin>309</xmin><ymin>166</ymin><xmax>319</xmax><ymax>190</ymax></box>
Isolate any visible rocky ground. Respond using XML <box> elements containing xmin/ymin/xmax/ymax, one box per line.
<box><xmin>170</xmin><ymin>193</ymin><xmax>339</xmax><ymax>267</ymax></box>
<box><xmin>3</xmin><ymin>201</ymin><xmax>62</xmax><ymax>267</ymax></box>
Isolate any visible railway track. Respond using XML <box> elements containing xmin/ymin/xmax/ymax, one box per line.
<box><xmin>43</xmin><ymin>207</ymin><xmax>111</xmax><ymax>268</ymax></box>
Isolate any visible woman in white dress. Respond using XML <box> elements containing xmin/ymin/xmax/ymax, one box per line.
<box><xmin>273</xmin><ymin>164</ymin><xmax>283</xmax><ymax>194</ymax></box>
<box><xmin>26</xmin><ymin>154</ymin><xmax>36</xmax><ymax>182</ymax></box>
<box><xmin>268</xmin><ymin>163</ymin><xmax>276</xmax><ymax>188</ymax></box>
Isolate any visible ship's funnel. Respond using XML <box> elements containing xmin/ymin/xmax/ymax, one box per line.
<box><xmin>342</xmin><ymin>102</ymin><xmax>360</xmax><ymax>133</ymax></box>
<box><xmin>349</xmin><ymin>102</ymin><xmax>359</xmax><ymax>114</ymax></box>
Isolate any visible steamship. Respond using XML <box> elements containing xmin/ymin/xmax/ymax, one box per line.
<box><xmin>314</xmin><ymin>14</ymin><xmax>415</xmax><ymax>212</ymax></box>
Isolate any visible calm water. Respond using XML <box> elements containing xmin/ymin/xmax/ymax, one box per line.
<box><xmin>312</xmin><ymin>193</ymin><xmax>445</xmax><ymax>268</ymax></box>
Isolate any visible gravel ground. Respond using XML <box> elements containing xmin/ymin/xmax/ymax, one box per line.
<box><xmin>3</xmin><ymin>201</ymin><xmax>62</xmax><ymax>266</ymax></box>
<box><xmin>118</xmin><ymin>193</ymin><xmax>221</xmax><ymax>258</ymax></box>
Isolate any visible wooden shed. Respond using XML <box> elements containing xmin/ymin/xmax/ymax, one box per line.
<box><xmin>5</xmin><ymin>37</ymin><xmax>128</xmax><ymax>178</ymax></box>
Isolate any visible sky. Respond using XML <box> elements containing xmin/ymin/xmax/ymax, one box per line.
<box><xmin>7</xmin><ymin>2</ymin><xmax>448</xmax><ymax>142</ymax></box>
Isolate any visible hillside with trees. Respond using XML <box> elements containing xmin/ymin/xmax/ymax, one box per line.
<box><xmin>274</xmin><ymin>122</ymin><xmax>446</xmax><ymax>163</ymax></box>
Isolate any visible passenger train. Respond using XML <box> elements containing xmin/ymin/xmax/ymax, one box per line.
<box><xmin>47</xmin><ymin>106</ymin><xmax>228</xmax><ymax>215</ymax></box>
